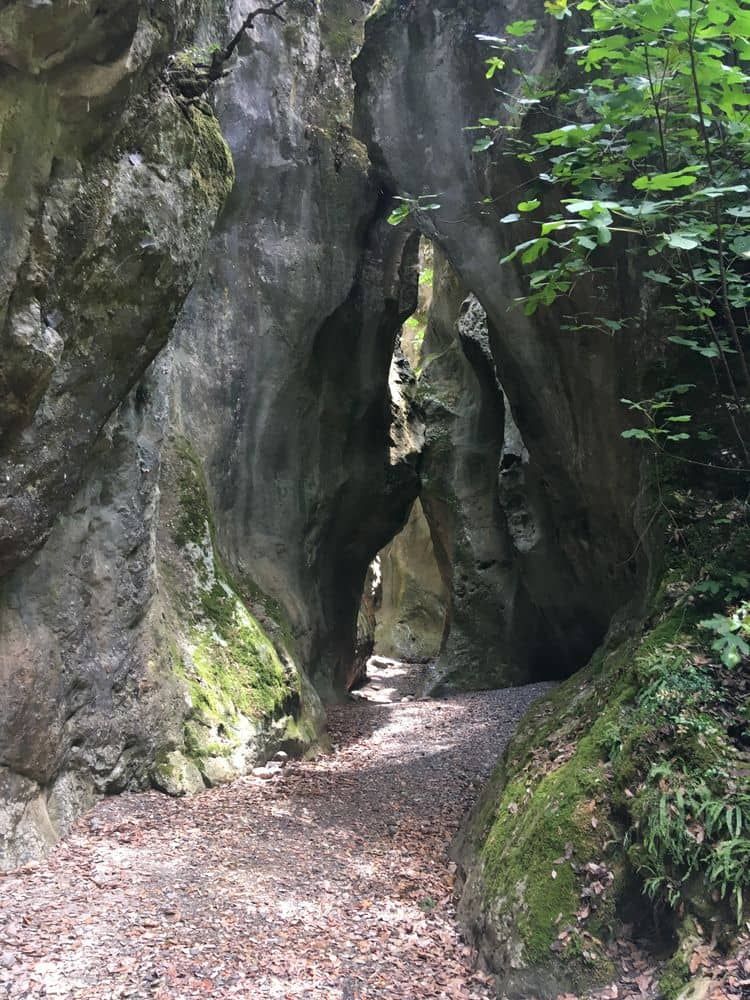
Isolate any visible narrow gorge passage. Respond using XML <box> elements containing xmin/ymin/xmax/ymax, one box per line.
<box><xmin>0</xmin><ymin>679</ymin><xmax>549</xmax><ymax>1000</ymax></box>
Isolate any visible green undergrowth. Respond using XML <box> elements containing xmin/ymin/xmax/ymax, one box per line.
<box><xmin>466</xmin><ymin>493</ymin><xmax>750</xmax><ymax>991</ymax></box>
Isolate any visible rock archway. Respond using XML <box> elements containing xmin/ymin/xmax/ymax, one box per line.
<box><xmin>0</xmin><ymin>0</ymin><xmax>654</xmax><ymax>867</ymax></box>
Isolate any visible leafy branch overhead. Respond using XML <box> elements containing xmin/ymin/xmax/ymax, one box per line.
<box><xmin>166</xmin><ymin>0</ymin><xmax>287</xmax><ymax>100</ymax></box>
<box><xmin>473</xmin><ymin>0</ymin><xmax>750</xmax><ymax>468</ymax></box>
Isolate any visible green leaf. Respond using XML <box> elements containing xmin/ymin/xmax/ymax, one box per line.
<box><xmin>478</xmin><ymin>117</ymin><xmax>500</xmax><ymax>127</ymax></box>
<box><xmin>472</xmin><ymin>137</ymin><xmax>494</xmax><ymax>152</ymax></box>
<box><xmin>544</xmin><ymin>0</ymin><xmax>570</xmax><ymax>19</ymax></box>
<box><xmin>500</xmin><ymin>212</ymin><xmax>521</xmax><ymax>223</ymax></box>
<box><xmin>520</xmin><ymin>238</ymin><xmax>551</xmax><ymax>263</ymax></box>
<box><xmin>540</xmin><ymin>220</ymin><xmax>569</xmax><ymax>235</ymax></box>
<box><xmin>665</xmin><ymin>233</ymin><xmax>700</xmax><ymax>250</ymax></box>
<box><xmin>621</xmin><ymin>428</ymin><xmax>652</xmax><ymax>440</ymax></box>
<box><xmin>506</xmin><ymin>18</ymin><xmax>537</xmax><ymax>36</ymax></box>
<box><xmin>668</xmin><ymin>335</ymin><xmax>700</xmax><ymax>348</ymax></box>
<box><xmin>633</xmin><ymin>168</ymin><xmax>701</xmax><ymax>191</ymax></box>
<box><xmin>500</xmin><ymin>239</ymin><xmax>536</xmax><ymax>264</ymax></box>
<box><xmin>387</xmin><ymin>202</ymin><xmax>411</xmax><ymax>226</ymax></box>
<box><xmin>517</xmin><ymin>198</ymin><xmax>541</xmax><ymax>212</ymax></box>
<box><xmin>485</xmin><ymin>56</ymin><xmax>506</xmax><ymax>78</ymax></box>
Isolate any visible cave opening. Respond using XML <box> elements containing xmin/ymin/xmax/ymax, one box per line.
<box><xmin>349</xmin><ymin>227</ymin><xmax>614</xmax><ymax>701</ymax></box>
<box><xmin>361</xmin><ymin>496</ymin><xmax>449</xmax><ymax>700</ymax></box>
<box><xmin>351</xmin><ymin>237</ymin><xmax>452</xmax><ymax>700</ymax></box>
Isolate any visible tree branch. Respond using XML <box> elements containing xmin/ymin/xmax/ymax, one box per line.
<box><xmin>166</xmin><ymin>1</ymin><xmax>288</xmax><ymax>100</ymax></box>
<box><xmin>213</xmin><ymin>0</ymin><xmax>287</xmax><ymax>71</ymax></box>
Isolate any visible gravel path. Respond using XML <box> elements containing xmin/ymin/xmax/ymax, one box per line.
<box><xmin>0</xmin><ymin>667</ymin><xmax>551</xmax><ymax>1000</ymax></box>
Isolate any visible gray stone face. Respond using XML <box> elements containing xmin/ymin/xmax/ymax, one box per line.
<box><xmin>0</xmin><ymin>1</ymin><xmax>280</xmax><ymax>865</ymax></box>
<box><xmin>0</xmin><ymin>363</ymin><xmax>179</xmax><ymax>866</ymax></box>
<box><xmin>417</xmin><ymin>251</ymin><xmax>539</xmax><ymax>689</ymax></box>
<box><xmin>354</xmin><ymin>0</ymin><xmax>653</xmax><ymax>686</ymax></box>
<box><xmin>169</xmin><ymin>0</ymin><xmax>422</xmax><ymax>699</ymax></box>
<box><xmin>0</xmin><ymin>0</ymin><xmax>660</xmax><ymax>875</ymax></box>
<box><xmin>373</xmin><ymin>497</ymin><xmax>447</xmax><ymax>662</ymax></box>
<box><xmin>0</xmin><ymin>0</ymin><xmax>423</xmax><ymax>866</ymax></box>
<box><xmin>0</xmin><ymin>0</ymin><xmax>234</xmax><ymax>576</ymax></box>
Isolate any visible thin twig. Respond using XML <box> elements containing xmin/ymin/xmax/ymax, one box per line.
<box><xmin>218</xmin><ymin>0</ymin><xmax>287</xmax><ymax>66</ymax></box>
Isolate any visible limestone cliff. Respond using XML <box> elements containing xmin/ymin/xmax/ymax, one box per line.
<box><xmin>354</xmin><ymin>0</ymin><xmax>656</xmax><ymax>688</ymax></box>
<box><xmin>0</xmin><ymin>0</ymin><xmax>662</xmax><ymax>920</ymax></box>
<box><xmin>0</xmin><ymin>0</ymin><xmax>423</xmax><ymax>867</ymax></box>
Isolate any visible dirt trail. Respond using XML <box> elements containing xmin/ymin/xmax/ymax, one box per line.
<box><xmin>0</xmin><ymin>665</ymin><xmax>550</xmax><ymax>1000</ymax></box>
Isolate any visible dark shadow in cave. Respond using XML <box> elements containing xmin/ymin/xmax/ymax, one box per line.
<box><xmin>349</xmin><ymin>234</ymin><xmax>613</xmax><ymax>700</ymax></box>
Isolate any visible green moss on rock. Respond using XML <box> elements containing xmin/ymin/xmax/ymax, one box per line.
<box><xmin>171</xmin><ymin>437</ymin><xmax>214</xmax><ymax>549</ymax></box>
<box><xmin>186</xmin><ymin>103</ymin><xmax>235</xmax><ymax>205</ymax></box>
<box><xmin>152</xmin><ymin>749</ymin><xmax>205</xmax><ymax>797</ymax></box>
<box><xmin>479</xmin><ymin>728</ymin><xmax>614</xmax><ymax>986</ymax></box>
<box><xmin>160</xmin><ymin>435</ymin><xmax>315</xmax><ymax>785</ymax></box>
<box><xmin>320</xmin><ymin>0</ymin><xmax>364</xmax><ymax>58</ymax></box>
<box><xmin>189</xmin><ymin>579</ymin><xmax>296</xmax><ymax>722</ymax></box>
<box><xmin>457</xmin><ymin>496</ymin><xmax>750</xmax><ymax>995</ymax></box>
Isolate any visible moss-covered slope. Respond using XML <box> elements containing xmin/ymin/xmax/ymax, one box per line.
<box><xmin>454</xmin><ymin>494</ymin><xmax>750</xmax><ymax>998</ymax></box>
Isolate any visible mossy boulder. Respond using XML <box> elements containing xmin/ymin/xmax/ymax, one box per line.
<box><xmin>152</xmin><ymin>751</ymin><xmax>205</xmax><ymax>797</ymax></box>
<box><xmin>453</xmin><ymin>495</ymin><xmax>750</xmax><ymax>997</ymax></box>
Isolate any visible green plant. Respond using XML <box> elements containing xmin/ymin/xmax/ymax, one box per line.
<box><xmin>616</xmin><ymin>610</ymin><xmax>750</xmax><ymax>922</ymax></box>
<box><xmin>387</xmin><ymin>193</ymin><xmax>441</xmax><ymax>226</ymax></box>
<box><xmin>699</xmin><ymin>601</ymin><xmax>750</xmax><ymax>667</ymax></box>
<box><xmin>631</xmin><ymin>763</ymin><xmax>750</xmax><ymax>922</ymax></box>
<box><xmin>477</xmin><ymin>0</ymin><xmax>750</xmax><ymax>466</ymax></box>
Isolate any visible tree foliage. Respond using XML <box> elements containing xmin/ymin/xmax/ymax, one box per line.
<box><xmin>477</xmin><ymin>0</ymin><xmax>750</xmax><ymax>465</ymax></box>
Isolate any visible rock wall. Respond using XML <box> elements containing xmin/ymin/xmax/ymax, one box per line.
<box><xmin>0</xmin><ymin>0</ymin><xmax>234</xmax><ymax>577</ymax></box>
<box><xmin>0</xmin><ymin>0</ymin><xmax>423</xmax><ymax>866</ymax></box>
<box><xmin>354</xmin><ymin>0</ymin><xmax>655</xmax><ymax>688</ymax></box>
<box><xmin>1</xmin><ymin>0</ymin><xmax>663</xmax><ymax>873</ymax></box>
<box><xmin>167</xmin><ymin>0</ymin><xmax>422</xmax><ymax>700</ymax></box>
<box><xmin>416</xmin><ymin>250</ymin><xmax>544</xmax><ymax>688</ymax></box>
<box><xmin>373</xmin><ymin>497</ymin><xmax>447</xmax><ymax>662</ymax></box>
<box><xmin>0</xmin><ymin>0</ymin><xmax>236</xmax><ymax>866</ymax></box>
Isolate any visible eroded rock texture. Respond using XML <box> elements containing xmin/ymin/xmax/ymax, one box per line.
<box><xmin>168</xmin><ymin>0</ymin><xmax>422</xmax><ymax>700</ymax></box>
<box><xmin>1</xmin><ymin>0</ymin><xmax>659</xmax><ymax>875</ymax></box>
<box><xmin>0</xmin><ymin>0</ymin><xmax>238</xmax><ymax>866</ymax></box>
<box><xmin>0</xmin><ymin>0</ymin><xmax>234</xmax><ymax>576</ymax></box>
<box><xmin>373</xmin><ymin>497</ymin><xmax>447</xmax><ymax>662</ymax></box>
<box><xmin>354</xmin><ymin>0</ymin><xmax>654</xmax><ymax>688</ymax></box>
<box><xmin>416</xmin><ymin>251</ymin><xmax>540</xmax><ymax>688</ymax></box>
<box><xmin>0</xmin><ymin>0</ymin><xmax>422</xmax><ymax>866</ymax></box>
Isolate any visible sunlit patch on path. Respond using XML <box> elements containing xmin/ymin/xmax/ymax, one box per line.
<box><xmin>0</xmin><ymin>676</ymin><xmax>550</xmax><ymax>999</ymax></box>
